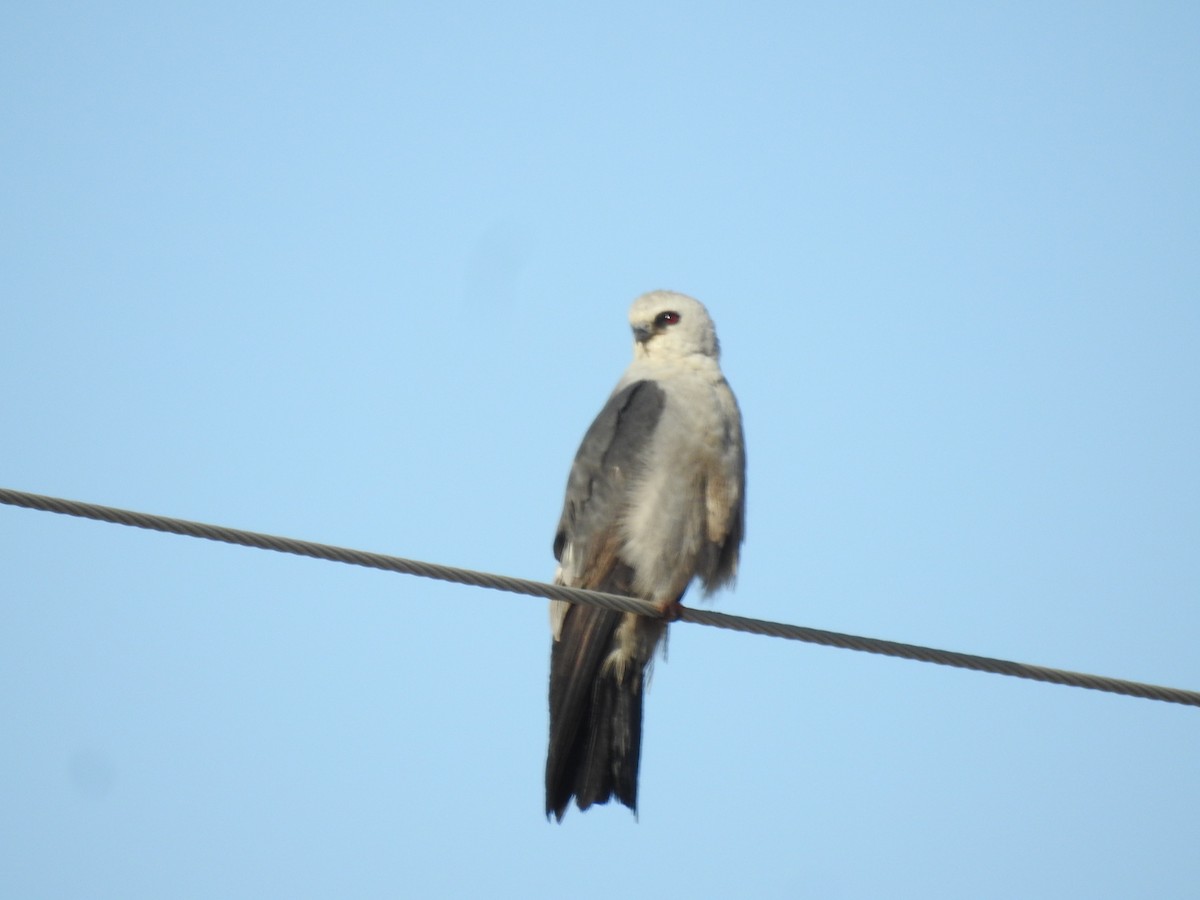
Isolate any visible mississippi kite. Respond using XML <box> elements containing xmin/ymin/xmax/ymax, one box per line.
<box><xmin>545</xmin><ymin>291</ymin><xmax>746</xmax><ymax>821</ymax></box>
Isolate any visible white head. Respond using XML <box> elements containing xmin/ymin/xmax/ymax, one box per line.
<box><xmin>628</xmin><ymin>291</ymin><xmax>720</xmax><ymax>361</ymax></box>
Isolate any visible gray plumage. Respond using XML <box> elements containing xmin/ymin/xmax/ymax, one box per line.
<box><xmin>545</xmin><ymin>291</ymin><xmax>746</xmax><ymax>821</ymax></box>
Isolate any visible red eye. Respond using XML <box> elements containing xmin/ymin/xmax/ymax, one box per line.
<box><xmin>655</xmin><ymin>311</ymin><xmax>681</xmax><ymax>327</ymax></box>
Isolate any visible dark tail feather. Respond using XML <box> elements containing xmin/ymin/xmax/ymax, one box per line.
<box><xmin>576</xmin><ymin>657</ymin><xmax>643</xmax><ymax>812</ymax></box>
<box><xmin>545</xmin><ymin>606</ymin><xmax>646</xmax><ymax>821</ymax></box>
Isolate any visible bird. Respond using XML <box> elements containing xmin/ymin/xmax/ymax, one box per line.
<box><xmin>545</xmin><ymin>290</ymin><xmax>746</xmax><ymax>821</ymax></box>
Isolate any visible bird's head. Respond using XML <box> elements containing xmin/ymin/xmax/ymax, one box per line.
<box><xmin>628</xmin><ymin>291</ymin><xmax>720</xmax><ymax>361</ymax></box>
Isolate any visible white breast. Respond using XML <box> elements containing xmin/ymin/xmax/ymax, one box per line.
<box><xmin>616</xmin><ymin>355</ymin><xmax>741</xmax><ymax>606</ymax></box>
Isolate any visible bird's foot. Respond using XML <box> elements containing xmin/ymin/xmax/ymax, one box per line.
<box><xmin>660</xmin><ymin>599</ymin><xmax>685</xmax><ymax>622</ymax></box>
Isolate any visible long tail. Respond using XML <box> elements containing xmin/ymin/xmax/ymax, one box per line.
<box><xmin>545</xmin><ymin>605</ymin><xmax>653</xmax><ymax>821</ymax></box>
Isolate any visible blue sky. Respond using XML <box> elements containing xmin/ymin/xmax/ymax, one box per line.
<box><xmin>3</xmin><ymin>3</ymin><xmax>1198</xmax><ymax>897</ymax></box>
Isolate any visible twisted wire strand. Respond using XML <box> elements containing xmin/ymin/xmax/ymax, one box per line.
<box><xmin>3</xmin><ymin>486</ymin><xmax>1197</xmax><ymax>708</ymax></box>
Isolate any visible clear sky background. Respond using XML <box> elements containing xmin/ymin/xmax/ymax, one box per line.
<box><xmin>3</xmin><ymin>3</ymin><xmax>1198</xmax><ymax>898</ymax></box>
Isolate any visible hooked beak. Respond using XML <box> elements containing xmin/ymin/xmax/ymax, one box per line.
<box><xmin>632</xmin><ymin>325</ymin><xmax>652</xmax><ymax>344</ymax></box>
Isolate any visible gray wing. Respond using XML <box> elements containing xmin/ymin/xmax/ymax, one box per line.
<box><xmin>552</xmin><ymin>379</ymin><xmax>665</xmax><ymax>591</ymax></box>
<box><xmin>697</xmin><ymin>381</ymin><xmax>746</xmax><ymax>593</ymax></box>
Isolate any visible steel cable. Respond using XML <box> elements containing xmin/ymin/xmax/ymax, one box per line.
<box><xmin>3</xmin><ymin>486</ymin><xmax>1197</xmax><ymax>708</ymax></box>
